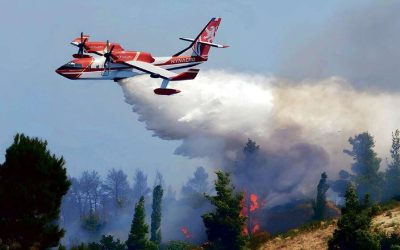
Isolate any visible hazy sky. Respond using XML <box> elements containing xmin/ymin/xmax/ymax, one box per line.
<box><xmin>0</xmin><ymin>0</ymin><xmax>369</xmax><ymax>188</ymax></box>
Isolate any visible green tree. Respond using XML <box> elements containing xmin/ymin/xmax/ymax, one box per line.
<box><xmin>344</xmin><ymin>132</ymin><xmax>382</xmax><ymax>201</ymax></box>
<box><xmin>313</xmin><ymin>172</ymin><xmax>329</xmax><ymax>220</ymax></box>
<box><xmin>126</xmin><ymin>196</ymin><xmax>157</xmax><ymax>250</ymax></box>
<box><xmin>70</xmin><ymin>235</ymin><xmax>128</xmax><ymax>250</ymax></box>
<box><xmin>0</xmin><ymin>134</ymin><xmax>71</xmax><ymax>249</ymax></box>
<box><xmin>165</xmin><ymin>240</ymin><xmax>200</xmax><ymax>250</ymax></box>
<box><xmin>81</xmin><ymin>213</ymin><xmax>103</xmax><ymax>233</ymax></box>
<box><xmin>70</xmin><ymin>243</ymin><xmax>91</xmax><ymax>250</ymax></box>
<box><xmin>202</xmin><ymin>171</ymin><xmax>247</xmax><ymax>250</ymax></box>
<box><xmin>80</xmin><ymin>235</ymin><xmax>126</xmax><ymax>250</ymax></box>
<box><xmin>151</xmin><ymin>185</ymin><xmax>163</xmax><ymax>245</ymax></box>
<box><xmin>385</xmin><ymin>129</ymin><xmax>400</xmax><ymax>200</ymax></box>
<box><xmin>328</xmin><ymin>184</ymin><xmax>380</xmax><ymax>250</ymax></box>
<box><xmin>98</xmin><ymin>235</ymin><xmax>125</xmax><ymax>250</ymax></box>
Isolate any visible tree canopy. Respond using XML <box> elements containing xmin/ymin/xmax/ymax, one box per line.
<box><xmin>202</xmin><ymin>171</ymin><xmax>247</xmax><ymax>250</ymax></box>
<box><xmin>344</xmin><ymin>132</ymin><xmax>382</xmax><ymax>201</ymax></box>
<box><xmin>384</xmin><ymin>129</ymin><xmax>400</xmax><ymax>200</ymax></box>
<box><xmin>0</xmin><ymin>133</ymin><xmax>70</xmax><ymax>248</ymax></box>
<box><xmin>328</xmin><ymin>184</ymin><xmax>380</xmax><ymax>250</ymax></box>
<box><xmin>151</xmin><ymin>185</ymin><xmax>163</xmax><ymax>245</ymax></box>
<box><xmin>126</xmin><ymin>196</ymin><xmax>157</xmax><ymax>250</ymax></box>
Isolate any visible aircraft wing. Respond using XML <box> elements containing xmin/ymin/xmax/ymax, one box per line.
<box><xmin>123</xmin><ymin>60</ymin><xmax>177</xmax><ymax>79</ymax></box>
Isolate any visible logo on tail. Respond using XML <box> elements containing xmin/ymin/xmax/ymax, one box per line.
<box><xmin>175</xmin><ymin>17</ymin><xmax>225</xmax><ymax>58</ymax></box>
<box><xmin>201</xmin><ymin>25</ymin><xmax>217</xmax><ymax>43</ymax></box>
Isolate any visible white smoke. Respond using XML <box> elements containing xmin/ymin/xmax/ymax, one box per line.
<box><xmin>119</xmin><ymin>70</ymin><xmax>400</xmax><ymax>204</ymax></box>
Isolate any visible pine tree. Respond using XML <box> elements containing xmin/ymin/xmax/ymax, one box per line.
<box><xmin>313</xmin><ymin>172</ymin><xmax>329</xmax><ymax>220</ymax></box>
<box><xmin>151</xmin><ymin>185</ymin><xmax>163</xmax><ymax>245</ymax></box>
<box><xmin>126</xmin><ymin>196</ymin><xmax>157</xmax><ymax>250</ymax></box>
<box><xmin>344</xmin><ymin>132</ymin><xmax>382</xmax><ymax>201</ymax></box>
<box><xmin>328</xmin><ymin>184</ymin><xmax>380</xmax><ymax>250</ymax></box>
<box><xmin>0</xmin><ymin>134</ymin><xmax>71</xmax><ymax>249</ymax></box>
<box><xmin>202</xmin><ymin>171</ymin><xmax>247</xmax><ymax>250</ymax></box>
<box><xmin>385</xmin><ymin>129</ymin><xmax>400</xmax><ymax>200</ymax></box>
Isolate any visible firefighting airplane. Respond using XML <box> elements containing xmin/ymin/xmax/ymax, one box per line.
<box><xmin>55</xmin><ymin>18</ymin><xmax>228</xmax><ymax>95</ymax></box>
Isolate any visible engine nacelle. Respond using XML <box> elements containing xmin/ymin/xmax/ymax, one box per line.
<box><xmin>154</xmin><ymin>88</ymin><xmax>181</xmax><ymax>95</ymax></box>
<box><xmin>84</xmin><ymin>42</ymin><xmax>124</xmax><ymax>54</ymax></box>
<box><xmin>72</xmin><ymin>54</ymin><xmax>92</xmax><ymax>59</ymax></box>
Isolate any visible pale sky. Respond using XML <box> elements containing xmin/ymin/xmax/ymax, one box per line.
<box><xmin>0</xmin><ymin>0</ymin><xmax>368</xmax><ymax>188</ymax></box>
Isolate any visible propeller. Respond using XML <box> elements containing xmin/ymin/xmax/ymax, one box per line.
<box><xmin>77</xmin><ymin>32</ymin><xmax>88</xmax><ymax>55</ymax></box>
<box><xmin>103</xmin><ymin>40</ymin><xmax>115</xmax><ymax>71</ymax></box>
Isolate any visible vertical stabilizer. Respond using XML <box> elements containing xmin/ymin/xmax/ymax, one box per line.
<box><xmin>174</xmin><ymin>17</ymin><xmax>222</xmax><ymax>58</ymax></box>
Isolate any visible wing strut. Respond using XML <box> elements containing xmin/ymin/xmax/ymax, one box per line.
<box><xmin>161</xmin><ymin>79</ymin><xmax>169</xmax><ymax>88</ymax></box>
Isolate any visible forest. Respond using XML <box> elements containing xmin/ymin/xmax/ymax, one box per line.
<box><xmin>2</xmin><ymin>130</ymin><xmax>400</xmax><ymax>249</ymax></box>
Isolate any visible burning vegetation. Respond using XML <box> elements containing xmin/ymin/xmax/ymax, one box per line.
<box><xmin>4</xmin><ymin>130</ymin><xmax>400</xmax><ymax>249</ymax></box>
<box><xmin>241</xmin><ymin>193</ymin><xmax>265</xmax><ymax>235</ymax></box>
<box><xmin>180</xmin><ymin>227</ymin><xmax>190</xmax><ymax>240</ymax></box>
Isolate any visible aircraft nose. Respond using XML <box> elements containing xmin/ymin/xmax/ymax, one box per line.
<box><xmin>55</xmin><ymin>67</ymin><xmax>63</xmax><ymax>76</ymax></box>
<box><xmin>55</xmin><ymin>66</ymin><xmax>80</xmax><ymax>79</ymax></box>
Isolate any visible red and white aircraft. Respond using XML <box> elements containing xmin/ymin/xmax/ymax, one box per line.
<box><xmin>56</xmin><ymin>18</ymin><xmax>227</xmax><ymax>95</ymax></box>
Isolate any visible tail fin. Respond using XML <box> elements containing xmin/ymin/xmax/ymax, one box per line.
<box><xmin>174</xmin><ymin>17</ymin><xmax>223</xmax><ymax>58</ymax></box>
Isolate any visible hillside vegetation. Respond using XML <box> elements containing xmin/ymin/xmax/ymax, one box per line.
<box><xmin>260</xmin><ymin>203</ymin><xmax>400</xmax><ymax>250</ymax></box>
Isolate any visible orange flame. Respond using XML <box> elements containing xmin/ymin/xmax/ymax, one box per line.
<box><xmin>252</xmin><ymin>223</ymin><xmax>260</xmax><ymax>234</ymax></box>
<box><xmin>241</xmin><ymin>193</ymin><xmax>265</xmax><ymax>235</ymax></box>
<box><xmin>250</xmin><ymin>194</ymin><xmax>260</xmax><ymax>212</ymax></box>
<box><xmin>181</xmin><ymin>226</ymin><xmax>190</xmax><ymax>239</ymax></box>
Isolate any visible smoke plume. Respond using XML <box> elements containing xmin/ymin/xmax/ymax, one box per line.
<box><xmin>119</xmin><ymin>71</ymin><xmax>400</xmax><ymax>205</ymax></box>
<box><xmin>279</xmin><ymin>1</ymin><xmax>400</xmax><ymax>90</ymax></box>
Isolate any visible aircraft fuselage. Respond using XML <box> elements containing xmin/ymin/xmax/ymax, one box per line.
<box><xmin>56</xmin><ymin>55</ymin><xmax>204</xmax><ymax>81</ymax></box>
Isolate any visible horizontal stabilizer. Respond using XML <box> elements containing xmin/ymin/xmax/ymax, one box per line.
<box><xmin>170</xmin><ymin>68</ymin><xmax>200</xmax><ymax>81</ymax></box>
<box><xmin>179</xmin><ymin>37</ymin><xmax>229</xmax><ymax>48</ymax></box>
<box><xmin>154</xmin><ymin>88</ymin><xmax>181</xmax><ymax>95</ymax></box>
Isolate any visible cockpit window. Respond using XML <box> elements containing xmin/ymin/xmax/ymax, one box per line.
<box><xmin>63</xmin><ymin>61</ymin><xmax>83</xmax><ymax>69</ymax></box>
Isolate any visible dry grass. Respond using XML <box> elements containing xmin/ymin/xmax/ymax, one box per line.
<box><xmin>259</xmin><ymin>222</ymin><xmax>336</xmax><ymax>250</ymax></box>
<box><xmin>373</xmin><ymin>206</ymin><xmax>400</xmax><ymax>235</ymax></box>
<box><xmin>260</xmin><ymin>205</ymin><xmax>400</xmax><ymax>250</ymax></box>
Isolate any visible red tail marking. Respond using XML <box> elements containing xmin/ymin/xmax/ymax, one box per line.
<box><xmin>196</xmin><ymin>18</ymin><xmax>221</xmax><ymax>56</ymax></box>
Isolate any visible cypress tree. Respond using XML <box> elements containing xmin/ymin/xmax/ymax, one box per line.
<box><xmin>385</xmin><ymin>129</ymin><xmax>400</xmax><ymax>200</ymax></box>
<box><xmin>313</xmin><ymin>172</ymin><xmax>329</xmax><ymax>220</ymax></box>
<box><xmin>151</xmin><ymin>184</ymin><xmax>163</xmax><ymax>245</ymax></box>
<box><xmin>126</xmin><ymin>196</ymin><xmax>157</xmax><ymax>250</ymax></box>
